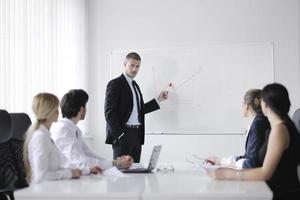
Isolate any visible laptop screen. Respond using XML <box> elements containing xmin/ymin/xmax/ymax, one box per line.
<box><xmin>147</xmin><ymin>145</ymin><xmax>162</xmax><ymax>170</ymax></box>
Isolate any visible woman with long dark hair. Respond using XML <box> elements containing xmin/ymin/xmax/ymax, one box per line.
<box><xmin>209</xmin><ymin>83</ymin><xmax>300</xmax><ymax>199</ymax></box>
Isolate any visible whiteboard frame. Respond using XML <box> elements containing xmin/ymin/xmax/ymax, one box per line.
<box><xmin>109</xmin><ymin>43</ymin><xmax>275</xmax><ymax>135</ymax></box>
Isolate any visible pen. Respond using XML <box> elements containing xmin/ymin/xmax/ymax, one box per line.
<box><xmin>205</xmin><ymin>160</ymin><xmax>215</xmax><ymax>165</ymax></box>
<box><xmin>118</xmin><ymin>133</ymin><xmax>124</xmax><ymax>139</ymax></box>
<box><xmin>193</xmin><ymin>155</ymin><xmax>215</xmax><ymax>165</ymax></box>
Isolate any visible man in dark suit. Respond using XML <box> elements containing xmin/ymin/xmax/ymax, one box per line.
<box><xmin>105</xmin><ymin>52</ymin><xmax>169</xmax><ymax>162</ymax></box>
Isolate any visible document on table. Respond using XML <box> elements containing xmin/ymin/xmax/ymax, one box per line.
<box><xmin>103</xmin><ymin>167</ymin><xmax>128</xmax><ymax>177</ymax></box>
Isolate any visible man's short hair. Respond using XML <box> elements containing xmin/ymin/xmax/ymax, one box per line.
<box><xmin>125</xmin><ymin>52</ymin><xmax>141</xmax><ymax>61</ymax></box>
<box><xmin>60</xmin><ymin>89</ymin><xmax>89</xmax><ymax>118</ymax></box>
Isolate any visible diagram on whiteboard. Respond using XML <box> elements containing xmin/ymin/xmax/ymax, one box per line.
<box><xmin>110</xmin><ymin>43</ymin><xmax>274</xmax><ymax>134</ymax></box>
<box><xmin>152</xmin><ymin>65</ymin><xmax>204</xmax><ymax>107</ymax></box>
<box><xmin>174</xmin><ymin>67</ymin><xmax>203</xmax><ymax>91</ymax></box>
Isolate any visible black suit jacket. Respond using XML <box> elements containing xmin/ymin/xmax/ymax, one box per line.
<box><xmin>239</xmin><ymin>114</ymin><xmax>270</xmax><ymax>168</ymax></box>
<box><xmin>104</xmin><ymin>74</ymin><xmax>160</xmax><ymax>145</ymax></box>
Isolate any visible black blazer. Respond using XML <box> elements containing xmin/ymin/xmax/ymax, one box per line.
<box><xmin>104</xmin><ymin>74</ymin><xmax>160</xmax><ymax>145</ymax></box>
<box><xmin>238</xmin><ymin>114</ymin><xmax>270</xmax><ymax>168</ymax></box>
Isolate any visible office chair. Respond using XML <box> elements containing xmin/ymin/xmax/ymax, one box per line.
<box><xmin>0</xmin><ymin>110</ymin><xmax>17</xmax><ymax>200</ymax></box>
<box><xmin>0</xmin><ymin>110</ymin><xmax>12</xmax><ymax>143</ymax></box>
<box><xmin>292</xmin><ymin>108</ymin><xmax>300</xmax><ymax>133</ymax></box>
<box><xmin>292</xmin><ymin>108</ymin><xmax>300</xmax><ymax>184</ymax></box>
<box><xmin>10</xmin><ymin>113</ymin><xmax>31</xmax><ymax>141</ymax></box>
<box><xmin>9</xmin><ymin>113</ymin><xmax>31</xmax><ymax>189</ymax></box>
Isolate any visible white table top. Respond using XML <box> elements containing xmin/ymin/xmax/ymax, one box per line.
<box><xmin>15</xmin><ymin>165</ymin><xmax>273</xmax><ymax>200</ymax></box>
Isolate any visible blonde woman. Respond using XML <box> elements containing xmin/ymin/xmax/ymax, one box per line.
<box><xmin>23</xmin><ymin>93</ymin><xmax>86</xmax><ymax>184</ymax></box>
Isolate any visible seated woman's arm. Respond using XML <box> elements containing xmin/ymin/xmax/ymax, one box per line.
<box><xmin>209</xmin><ymin>124</ymin><xmax>289</xmax><ymax>181</ymax></box>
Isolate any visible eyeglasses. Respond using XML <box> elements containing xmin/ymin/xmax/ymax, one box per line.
<box><xmin>155</xmin><ymin>164</ymin><xmax>175</xmax><ymax>173</ymax></box>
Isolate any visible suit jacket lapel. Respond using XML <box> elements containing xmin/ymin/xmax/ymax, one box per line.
<box><xmin>245</xmin><ymin>116</ymin><xmax>257</xmax><ymax>151</ymax></box>
<box><xmin>245</xmin><ymin>131</ymin><xmax>250</xmax><ymax>151</ymax></box>
<box><xmin>121</xmin><ymin>74</ymin><xmax>133</xmax><ymax>99</ymax></box>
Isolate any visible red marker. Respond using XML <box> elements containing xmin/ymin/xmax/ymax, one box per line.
<box><xmin>193</xmin><ymin>155</ymin><xmax>215</xmax><ymax>165</ymax></box>
<box><xmin>165</xmin><ymin>82</ymin><xmax>173</xmax><ymax>92</ymax></box>
<box><xmin>205</xmin><ymin>159</ymin><xmax>215</xmax><ymax>165</ymax></box>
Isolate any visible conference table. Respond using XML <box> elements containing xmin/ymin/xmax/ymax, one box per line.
<box><xmin>15</xmin><ymin>164</ymin><xmax>272</xmax><ymax>200</ymax></box>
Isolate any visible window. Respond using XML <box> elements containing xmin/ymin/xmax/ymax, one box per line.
<box><xmin>0</xmin><ymin>0</ymin><xmax>87</xmax><ymax>119</ymax></box>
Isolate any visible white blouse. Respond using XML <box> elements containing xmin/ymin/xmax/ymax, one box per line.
<box><xmin>28</xmin><ymin>124</ymin><xmax>73</xmax><ymax>184</ymax></box>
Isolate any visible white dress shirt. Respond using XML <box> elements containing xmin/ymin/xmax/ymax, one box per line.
<box><xmin>123</xmin><ymin>72</ymin><xmax>142</xmax><ymax>125</ymax></box>
<box><xmin>123</xmin><ymin>72</ymin><xmax>160</xmax><ymax>125</ymax></box>
<box><xmin>51</xmin><ymin>118</ymin><xmax>112</xmax><ymax>170</ymax></box>
<box><xmin>28</xmin><ymin>124</ymin><xmax>73</xmax><ymax>184</ymax></box>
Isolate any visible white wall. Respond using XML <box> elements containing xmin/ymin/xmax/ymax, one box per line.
<box><xmin>86</xmin><ymin>0</ymin><xmax>300</xmax><ymax>163</ymax></box>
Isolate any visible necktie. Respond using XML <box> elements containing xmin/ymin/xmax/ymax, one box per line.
<box><xmin>132</xmin><ymin>80</ymin><xmax>142</xmax><ymax>123</ymax></box>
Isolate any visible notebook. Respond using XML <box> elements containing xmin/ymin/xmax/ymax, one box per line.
<box><xmin>121</xmin><ymin>145</ymin><xmax>162</xmax><ymax>173</ymax></box>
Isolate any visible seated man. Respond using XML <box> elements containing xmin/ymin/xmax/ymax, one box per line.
<box><xmin>51</xmin><ymin>89</ymin><xmax>132</xmax><ymax>171</ymax></box>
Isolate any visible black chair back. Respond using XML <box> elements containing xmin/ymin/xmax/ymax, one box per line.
<box><xmin>0</xmin><ymin>110</ymin><xmax>12</xmax><ymax>143</ymax></box>
<box><xmin>10</xmin><ymin>113</ymin><xmax>31</xmax><ymax>141</ymax></box>
<box><xmin>292</xmin><ymin>108</ymin><xmax>300</xmax><ymax>133</ymax></box>
<box><xmin>0</xmin><ymin>110</ymin><xmax>17</xmax><ymax>199</ymax></box>
<box><xmin>9</xmin><ymin>113</ymin><xmax>31</xmax><ymax>189</ymax></box>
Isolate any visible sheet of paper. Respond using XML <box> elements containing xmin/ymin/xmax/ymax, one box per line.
<box><xmin>103</xmin><ymin>166</ymin><xmax>128</xmax><ymax>177</ymax></box>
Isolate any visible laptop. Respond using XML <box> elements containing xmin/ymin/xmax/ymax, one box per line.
<box><xmin>121</xmin><ymin>145</ymin><xmax>162</xmax><ymax>173</ymax></box>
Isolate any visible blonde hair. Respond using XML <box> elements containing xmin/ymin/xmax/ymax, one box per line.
<box><xmin>23</xmin><ymin>93</ymin><xmax>59</xmax><ymax>182</ymax></box>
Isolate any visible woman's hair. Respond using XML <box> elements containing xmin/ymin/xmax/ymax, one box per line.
<box><xmin>261</xmin><ymin>83</ymin><xmax>291</xmax><ymax>120</ymax></box>
<box><xmin>23</xmin><ymin>93</ymin><xmax>59</xmax><ymax>182</ymax></box>
<box><xmin>244</xmin><ymin>89</ymin><xmax>263</xmax><ymax>114</ymax></box>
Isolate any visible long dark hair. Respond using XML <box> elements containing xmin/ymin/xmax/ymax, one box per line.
<box><xmin>262</xmin><ymin>83</ymin><xmax>290</xmax><ymax>121</ymax></box>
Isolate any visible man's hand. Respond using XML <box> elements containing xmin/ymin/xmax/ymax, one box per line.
<box><xmin>158</xmin><ymin>83</ymin><xmax>172</xmax><ymax>102</ymax></box>
<box><xmin>158</xmin><ymin>90</ymin><xmax>168</xmax><ymax>102</ymax></box>
<box><xmin>71</xmin><ymin>169</ymin><xmax>81</xmax><ymax>179</ymax></box>
<box><xmin>90</xmin><ymin>165</ymin><xmax>103</xmax><ymax>175</ymax></box>
<box><xmin>115</xmin><ymin>155</ymin><xmax>133</xmax><ymax>169</ymax></box>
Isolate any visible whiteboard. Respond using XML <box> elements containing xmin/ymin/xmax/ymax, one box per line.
<box><xmin>110</xmin><ymin>43</ymin><xmax>274</xmax><ymax>134</ymax></box>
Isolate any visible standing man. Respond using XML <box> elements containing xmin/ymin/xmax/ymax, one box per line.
<box><xmin>105</xmin><ymin>52</ymin><xmax>169</xmax><ymax>162</ymax></box>
<box><xmin>51</xmin><ymin>89</ymin><xmax>133</xmax><ymax>171</ymax></box>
